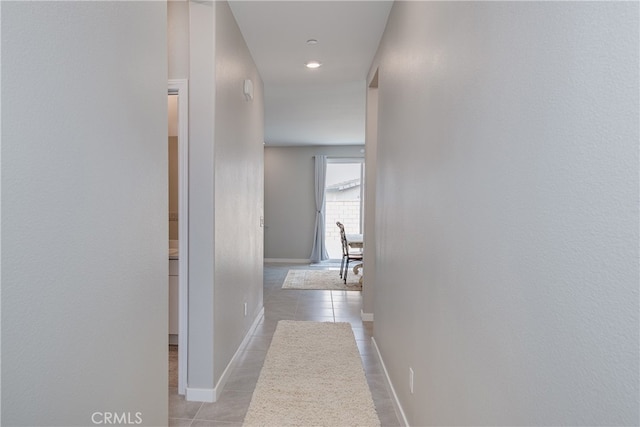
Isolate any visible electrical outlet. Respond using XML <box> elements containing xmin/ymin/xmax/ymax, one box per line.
<box><xmin>409</xmin><ymin>367</ymin><xmax>414</xmax><ymax>394</ymax></box>
<box><xmin>244</xmin><ymin>302</ymin><xmax>248</xmax><ymax>316</ymax></box>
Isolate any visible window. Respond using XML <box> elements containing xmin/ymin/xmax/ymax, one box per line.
<box><xmin>324</xmin><ymin>159</ymin><xmax>364</xmax><ymax>260</ymax></box>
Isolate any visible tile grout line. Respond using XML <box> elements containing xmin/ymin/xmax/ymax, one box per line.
<box><xmin>169</xmin><ymin>264</ymin><xmax>401</xmax><ymax>427</ymax></box>
<box><xmin>189</xmin><ymin>402</ymin><xmax>204</xmax><ymax>424</ymax></box>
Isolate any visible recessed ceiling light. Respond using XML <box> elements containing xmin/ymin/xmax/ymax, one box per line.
<box><xmin>306</xmin><ymin>39</ymin><xmax>318</xmax><ymax>45</ymax></box>
<box><xmin>305</xmin><ymin>61</ymin><xmax>322</xmax><ymax>69</ymax></box>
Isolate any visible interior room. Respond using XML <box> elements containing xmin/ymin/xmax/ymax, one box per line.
<box><xmin>1</xmin><ymin>1</ymin><xmax>637</xmax><ymax>426</ymax></box>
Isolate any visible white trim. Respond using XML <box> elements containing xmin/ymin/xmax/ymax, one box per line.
<box><xmin>212</xmin><ymin>307</ymin><xmax>265</xmax><ymax>400</ymax></box>
<box><xmin>185</xmin><ymin>387</ymin><xmax>215</xmax><ymax>403</ymax></box>
<box><xmin>360</xmin><ymin>310</ymin><xmax>374</xmax><ymax>322</ymax></box>
<box><xmin>185</xmin><ymin>307</ymin><xmax>265</xmax><ymax>403</ymax></box>
<box><xmin>264</xmin><ymin>258</ymin><xmax>310</xmax><ymax>264</ymax></box>
<box><xmin>371</xmin><ymin>337</ymin><xmax>410</xmax><ymax>427</ymax></box>
<box><xmin>168</xmin><ymin>79</ymin><xmax>189</xmax><ymax>396</ymax></box>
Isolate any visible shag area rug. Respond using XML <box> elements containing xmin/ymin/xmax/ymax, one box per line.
<box><xmin>243</xmin><ymin>321</ymin><xmax>380</xmax><ymax>427</ymax></box>
<box><xmin>282</xmin><ymin>269</ymin><xmax>362</xmax><ymax>291</ymax></box>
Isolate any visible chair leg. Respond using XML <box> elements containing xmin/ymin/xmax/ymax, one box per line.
<box><xmin>343</xmin><ymin>260</ymin><xmax>349</xmax><ymax>284</ymax></box>
<box><xmin>339</xmin><ymin>255</ymin><xmax>345</xmax><ymax>278</ymax></box>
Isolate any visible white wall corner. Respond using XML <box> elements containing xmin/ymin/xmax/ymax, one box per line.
<box><xmin>361</xmin><ymin>310</ymin><xmax>374</xmax><ymax>322</ymax></box>
<box><xmin>189</xmin><ymin>307</ymin><xmax>265</xmax><ymax>403</ymax></box>
<box><xmin>371</xmin><ymin>337</ymin><xmax>410</xmax><ymax>427</ymax></box>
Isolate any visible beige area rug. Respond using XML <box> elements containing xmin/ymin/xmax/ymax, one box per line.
<box><xmin>282</xmin><ymin>269</ymin><xmax>362</xmax><ymax>291</ymax></box>
<box><xmin>243</xmin><ymin>320</ymin><xmax>380</xmax><ymax>427</ymax></box>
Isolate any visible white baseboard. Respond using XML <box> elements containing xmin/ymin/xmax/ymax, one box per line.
<box><xmin>264</xmin><ymin>258</ymin><xmax>310</xmax><ymax>264</ymax></box>
<box><xmin>212</xmin><ymin>306</ymin><xmax>265</xmax><ymax>400</ymax></box>
<box><xmin>185</xmin><ymin>306</ymin><xmax>265</xmax><ymax>403</ymax></box>
<box><xmin>185</xmin><ymin>387</ymin><xmax>215</xmax><ymax>403</ymax></box>
<box><xmin>360</xmin><ymin>310</ymin><xmax>374</xmax><ymax>322</ymax></box>
<box><xmin>371</xmin><ymin>337</ymin><xmax>410</xmax><ymax>427</ymax></box>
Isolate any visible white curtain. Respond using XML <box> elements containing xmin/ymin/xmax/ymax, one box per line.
<box><xmin>310</xmin><ymin>155</ymin><xmax>330</xmax><ymax>263</ymax></box>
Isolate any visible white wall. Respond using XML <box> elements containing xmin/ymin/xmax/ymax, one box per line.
<box><xmin>2</xmin><ymin>2</ymin><xmax>168</xmax><ymax>425</ymax></box>
<box><xmin>264</xmin><ymin>145</ymin><xmax>364</xmax><ymax>261</ymax></box>
<box><xmin>182</xmin><ymin>0</ymin><xmax>264</xmax><ymax>398</ymax></box>
<box><xmin>363</xmin><ymin>74</ymin><xmax>379</xmax><ymax>317</ymax></box>
<box><xmin>212</xmin><ymin>0</ymin><xmax>264</xmax><ymax>384</ymax></box>
<box><xmin>168</xmin><ymin>0</ymin><xmax>190</xmax><ymax>80</ymax></box>
<box><xmin>371</xmin><ymin>2</ymin><xmax>639</xmax><ymax>426</ymax></box>
<box><xmin>187</xmin><ymin>0</ymin><xmax>216</xmax><ymax>391</ymax></box>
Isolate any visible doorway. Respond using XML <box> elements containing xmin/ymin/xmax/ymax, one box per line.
<box><xmin>324</xmin><ymin>159</ymin><xmax>364</xmax><ymax>260</ymax></box>
<box><xmin>168</xmin><ymin>79</ymin><xmax>189</xmax><ymax>395</ymax></box>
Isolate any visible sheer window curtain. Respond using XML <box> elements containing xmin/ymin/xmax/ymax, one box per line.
<box><xmin>310</xmin><ymin>155</ymin><xmax>330</xmax><ymax>263</ymax></box>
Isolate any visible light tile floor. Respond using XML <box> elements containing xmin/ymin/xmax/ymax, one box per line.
<box><xmin>169</xmin><ymin>263</ymin><xmax>402</xmax><ymax>426</ymax></box>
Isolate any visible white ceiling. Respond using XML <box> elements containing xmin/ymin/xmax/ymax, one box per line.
<box><xmin>228</xmin><ymin>1</ymin><xmax>393</xmax><ymax>146</ymax></box>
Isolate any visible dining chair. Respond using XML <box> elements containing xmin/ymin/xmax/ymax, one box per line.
<box><xmin>336</xmin><ymin>221</ymin><xmax>363</xmax><ymax>284</ymax></box>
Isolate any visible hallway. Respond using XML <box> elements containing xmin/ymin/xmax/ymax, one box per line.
<box><xmin>169</xmin><ymin>264</ymin><xmax>402</xmax><ymax>426</ymax></box>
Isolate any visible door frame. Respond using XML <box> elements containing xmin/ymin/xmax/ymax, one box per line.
<box><xmin>169</xmin><ymin>79</ymin><xmax>189</xmax><ymax>395</ymax></box>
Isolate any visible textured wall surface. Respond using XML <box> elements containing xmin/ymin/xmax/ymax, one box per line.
<box><xmin>371</xmin><ymin>2</ymin><xmax>639</xmax><ymax>425</ymax></box>
<box><xmin>2</xmin><ymin>2</ymin><xmax>168</xmax><ymax>425</ymax></box>
<box><xmin>363</xmin><ymin>81</ymin><xmax>379</xmax><ymax>316</ymax></box>
<box><xmin>168</xmin><ymin>0</ymin><xmax>190</xmax><ymax>80</ymax></box>
<box><xmin>212</xmin><ymin>0</ymin><xmax>265</xmax><ymax>384</ymax></box>
<box><xmin>183</xmin><ymin>0</ymin><xmax>265</xmax><ymax>395</ymax></box>
<box><xmin>186</xmin><ymin>0</ymin><xmax>216</xmax><ymax>390</ymax></box>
